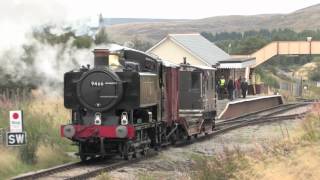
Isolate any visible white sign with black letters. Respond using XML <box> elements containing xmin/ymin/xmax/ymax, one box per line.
<box><xmin>9</xmin><ymin>110</ymin><xmax>23</xmax><ymax>132</ymax></box>
<box><xmin>6</xmin><ymin>132</ymin><xmax>27</xmax><ymax>146</ymax></box>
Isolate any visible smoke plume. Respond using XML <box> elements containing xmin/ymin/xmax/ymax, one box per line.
<box><xmin>0</xmin><ymin>0</ymin><xmax>95</xmax><ymax>96</ymax></box>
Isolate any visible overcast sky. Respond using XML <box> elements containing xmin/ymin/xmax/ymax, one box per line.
<box><xmin>56</xmin><ymin>0</ymin><xmax>319</xmax><ymax>19</ymax></box>
<box><xmin>1</xmin><ymin>0</ymin><xmax>319</xmax><ymax>23</ymax></box>
<box><xmin>0</xmin><ymin>0</ymin><xmax>319</xmax><ymax>49</ymax></box>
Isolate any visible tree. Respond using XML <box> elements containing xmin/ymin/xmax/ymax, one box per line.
<box><xmin>94</xmin><ymin>29</ymin><xmax>109</xmax><ymax>45</ymax></box>
<box><xmin>72</xmin><ymin>36</ymin><xmax>93</xmax><ymax>49</ymax></box>
<box><xmin>130</xmin><ymin>37</ymin><xmax>152</xmax><ymax>51</ymax></box>
<box><xmin>309</xmin><ymin>66</ymin><xmax>320</xmax><ymax>81</ymax></box>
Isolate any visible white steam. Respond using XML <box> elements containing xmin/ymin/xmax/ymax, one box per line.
<box><xmin>0</xmin><ymin>0</ymin><xmax>67</xmax><ymax>49</ymax></box>
<box><xmin>0</xmin><ymin>0</ymin><xmax>96</xmax><ymax>96</ymax></box>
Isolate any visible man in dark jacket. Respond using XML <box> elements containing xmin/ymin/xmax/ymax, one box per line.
<box><xmin>241</xmin><ymin>78</ymin><xmax>248</xmax><ymax>98</ymax></box>
<box><xmin>227</xmin><ymin>77</ymin><xmax>234</xmax><ymax>100</ymax></box>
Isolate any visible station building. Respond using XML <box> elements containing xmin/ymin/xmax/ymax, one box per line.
<box><xmin>146</xmin><ymin>33</ymin><xmax>256</xmax><ymax>94</ymax></box>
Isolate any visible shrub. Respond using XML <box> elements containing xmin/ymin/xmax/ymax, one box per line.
<box><xmin>301</xmin><ymin>104</ymin><xmax>320</xmax><ymax>142</ymax></box>
<box><xmin>190</xmin><ymin>148</ymin><xmax>249</xmax><ymax>180</ymax></box>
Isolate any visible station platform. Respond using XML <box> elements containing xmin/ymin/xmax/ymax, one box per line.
<box><xmin>217</xmin><ymin>95</ymin><xmax>284</xmax><ymax>120</ymax></box>
<box><xmin>217</xmin><ymin>95</ymin><xmax>260</xmax><ymax>116</ymax></box>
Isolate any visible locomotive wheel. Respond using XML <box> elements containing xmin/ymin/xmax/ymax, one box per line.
<box><xmin>80</xmin><ymin>154</ymin><xmax>89</xmax><ymax>162</ymax></box>
<box><xmin>194</xmin><ymin>134</ymin><xmax>198</xmax><ymax>138</ymax></box>
<box><xmin>123</xmin><ymin>141</ymin><xmax>134</xmax><ymax>160</ymax></box>
<box><xmin>124</xmin><ymin>153</ymin><xmax>133</xmax><ymax>160</ymax></box>
<box><xmin>154</xmin><ymin>145</ymin><xmax>162</xmax><ymax>151</ymax></box>
<box><xmin>141</xmin><ymin>148</ymin><xmax>148</xmax><ymax>156</ymax></box>
<box><xmin>132</xmin><ymin>152</ymin><xmax>137</xmax><ymax>158</ymax></box>
<box><xmin>170</xmin><ymin>133</ymin><xmax>177</xmax><ymax>145</ymax></box>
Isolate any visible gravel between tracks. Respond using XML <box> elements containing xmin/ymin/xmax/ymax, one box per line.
<box><xmin>106</xmin><ymin>104</ymin><xmax>312</xmax><ymax>179</ymax></box>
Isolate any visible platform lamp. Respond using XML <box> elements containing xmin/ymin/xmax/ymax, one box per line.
<box><xmin>307</xmin><ymin>37</ymin><xmax>312</xmax><ymax>55</ymax></box>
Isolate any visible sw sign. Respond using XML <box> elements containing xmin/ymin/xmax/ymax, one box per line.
<box><xmin>7</xmin><ymin>132</ymin><xmax>26</xmax><ymax>146</ymax></box>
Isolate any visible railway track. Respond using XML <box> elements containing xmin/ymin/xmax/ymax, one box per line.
<box><xmin>12</xmin><ymin>152</ymin><xmax>157</xmax><ymax>180</ymax></box>
<box><xmin>218</xmin><ymin>102</ymin><xmax>309</xmax><ymax>124</ymax></box>
<box><xmin>11</xmin><ymin>102</ymin><xmax>312</xmax><ymax>180</ymax></box>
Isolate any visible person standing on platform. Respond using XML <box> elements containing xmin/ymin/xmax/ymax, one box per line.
<box><xmin>235</xmin><ymin>76</ymin><xmax>241</xmax><ymax>98</ymax></box>
<box><xmin>241</xmin><ymin>78</ymin><xmax>248</xmax><ymax>98</ymax></box>
<box><xmin>227</xmin><ymin>77</ymin><xmax>234</xmax><ymax>100</ymax></box>
<box><xmin>218</xmin><ymin>76</ymin><xmax>226</xmax><ymax>100</ymax></box>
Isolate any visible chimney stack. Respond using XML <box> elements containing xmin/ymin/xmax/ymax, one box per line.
<box><xmin>183</xmin><ymin>57</ymin><xmax>187</xmax><ymax>64</ymax></box>
<box><xmin>93</xmin><ymin>49</ymin><xmax>109</xmax><ymax>67</ymax></box>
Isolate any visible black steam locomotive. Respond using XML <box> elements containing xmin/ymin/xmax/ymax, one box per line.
<box><xmin>61</xmin><ymin>48</ymin><xmax>216</xmax><ymax>161</ymax></box>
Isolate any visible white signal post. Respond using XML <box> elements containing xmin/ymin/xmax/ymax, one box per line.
<box><xmin>9</xmin><ymin>110</ymin><xmax>23</xmax><ymax>132</ymax></box>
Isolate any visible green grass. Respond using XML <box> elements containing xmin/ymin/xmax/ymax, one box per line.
<box><xmin>0</xmin><ymin>96</ymin><xmax>76</xmax><ymax>179</ymax></box>
<box><xmin>301</xmin><ymin>108</ymin><xmax>320</xmax><ymax>142</ymax></box>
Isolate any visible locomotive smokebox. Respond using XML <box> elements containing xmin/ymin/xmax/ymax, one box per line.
<box><xmin>93</xmin><ymin>49</ymin><xmax>109</xmax><ymax>67</ymax></box>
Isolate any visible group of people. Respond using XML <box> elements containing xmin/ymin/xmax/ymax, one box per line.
<box><xmin>217</xmin><ymin>76</ymin><xmax>248</xmax><ymax>101</ymax></box>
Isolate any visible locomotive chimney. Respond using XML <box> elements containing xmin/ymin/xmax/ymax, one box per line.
<box><xmin>93</xmin><ymin>49</ymin><xmax>109</xmax><ymax>67</ymax></box>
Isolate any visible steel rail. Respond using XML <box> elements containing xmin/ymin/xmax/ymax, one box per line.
<box><xmin>11</xmin><ymin>162</ymin><xmax>81</xmax><ymax>180</ymax></box>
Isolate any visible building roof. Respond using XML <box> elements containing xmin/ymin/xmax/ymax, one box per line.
<box><xmin>147</xmin><ymin>33</ymin><xmax>230</xmax><ymax>66</ymax></box>
<box><xmin>219</xmin><ymin>57</ymin><xmax>256</xmax><ymax>63</ymax></box>
<box><xmin>217</xmin><ymin>57</ymin><xmax>256</xmax><ymax>69</ymax></box>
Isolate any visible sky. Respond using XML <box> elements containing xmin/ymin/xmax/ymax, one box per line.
<box><xmin>0</xmin><ymin>0</ymin><xmax>319</xmax><ymax>48</ymax></box>
<box><xmin>40</xmin><ymin>0</ymin><xmax>319</xmax><ymax>19</ymax></box>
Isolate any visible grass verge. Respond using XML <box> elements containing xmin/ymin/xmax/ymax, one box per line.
<box><xmin>0</xmin><ymin>95</ymin><xmax>76</xmax><ymax>179</ymax></box>
<box><xmin>190</xmin><ymin>103</ymin><xmax>320</xmax><ymax>180</ymax></box>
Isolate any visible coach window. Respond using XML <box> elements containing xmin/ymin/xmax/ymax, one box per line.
<box><xmin>211</xmin><ymin>75</ymin><xmax>214</xmax><ymax>89</ymax></box>
<box><xmin>191</xmin><ymin>72</ymin><xmax>200</xmax><ymax>90</ymax></box>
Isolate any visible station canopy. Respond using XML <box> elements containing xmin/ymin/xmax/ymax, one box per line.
<box><xmin>217</xmin><ymin>57</ymin><xmax>256</xmax><ymax>69</ymax></box>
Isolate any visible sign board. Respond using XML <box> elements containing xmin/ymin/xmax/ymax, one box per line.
<box><xmin>317</xmin><ymin>81</ymin><xmax>320</xmax><ymax>87</ymax></box>
<box><xmin>6</xmin><ymin>132</ymin><xmax>26</xmax><ymax>146</ymax></box>
<box><xmin>9</xmin><ymin>110</ymin><xmax>23</xmax><ymax>132</ymax></box>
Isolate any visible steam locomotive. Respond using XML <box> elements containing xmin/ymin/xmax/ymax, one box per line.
<box><xmin>61</xmin><ymin>48</ymin><xmax>216</xmax><ymax>161</ymax></box>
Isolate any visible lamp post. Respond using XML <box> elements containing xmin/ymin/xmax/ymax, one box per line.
<box><xmin>228</xmin><ymin>43</ymin><xmax>232</xmax><ymax>54</ymax></box>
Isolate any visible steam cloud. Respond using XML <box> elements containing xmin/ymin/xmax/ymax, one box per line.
<box><xmin>0</xmin><ymin>0</ymin><xmax>95</xmax><ymax>96</ymax></box>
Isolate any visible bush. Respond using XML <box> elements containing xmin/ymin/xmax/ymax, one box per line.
<box><xmin>72</xmin><ymin>36</ymin><xmax>93</xmax><ymax>49</ymax></box>
<box><xmin>191</xmin><ymin>148</ymin><xmax>249</xmax><ymax>180</ymax></box>
<box><xmin>95</xmin><ymin>29</ymin><xmax>109</xmax><ymax>45</ymax></box>
<box><xmin>301</xmin><ymin>104</ymin><xmax>320</xmax><ymax>141</ymax></box>
<box><xmin>255</xmin><ymin>68</ymin><xmax>280</xmax><ymax>88</ymax></box>
<box><xmin>309</xmin><ymin>67</ymin><xmax>320</xmax><ymax>81</ymax></box>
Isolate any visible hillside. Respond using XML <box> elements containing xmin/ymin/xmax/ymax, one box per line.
<box><xmin>105</xmin><ymin>4</ymin><xmax>320</xmax><ymax>43</ymax></box>
<box><xmin>101</xmin><ymin>18</ymin><xmax>188</xmax><ymax>26</ymax></box>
